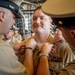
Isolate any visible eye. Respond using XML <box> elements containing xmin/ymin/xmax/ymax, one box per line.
<box><xmin>33</xmin><ymin>17</ymin><xmax>37</xmax><ymax>20</ymax></box>
<box><xmin>41</xmin><ymin>17</ymin><xmax>45</xmax><ymax>19</ymax></box>
<box><xmin>40</xmin><ymin>17</ymin><xmax>46</xmax><ymax>20</ymax></box>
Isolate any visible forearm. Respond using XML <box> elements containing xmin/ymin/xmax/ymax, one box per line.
<box><xmin>23</xmin><ymin>49</ymin><xmax>33</xmax><ymax>75</ymax></box>
<box><xmin>36</xmin><ymin>56</ymin><xmax>50</xmax><ymax>75</ymax></box>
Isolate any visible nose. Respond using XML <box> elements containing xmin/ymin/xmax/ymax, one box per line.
<box><xmin>35</xmin><ymin>18</ymin><xmax>40</xmax><ymax>24</ymax></box>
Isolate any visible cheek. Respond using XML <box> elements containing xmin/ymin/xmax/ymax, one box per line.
<box><xmin>62</xmin><ymin>32</ymin><xmax>67</xmax><ymax>40</ymax></box>
<box><xmin>9</xmin><ymin>19</ymin><xmax>14</xmax><ymax>27</ymax></box>
<box><xmin>32</xmin><ymin>24</ymin><xmax>34</xmax><ymax>30</ymax></box>
<box><xmin>32</xmin><ymin>21</ymin><xmax>35</xmax><ymax>27</ymax></box>
<box><xmin>8</xmin><ymin>16</ymin><xmax>15</xmax><ymax>24</ymax></box>
<box><xmin>9</xmin><ymin>19</ymin><xmax>13</xmax><ymax>24</ymax></box>
<box><xmin>44</xmin><ymin>23</ymin><xmax>50</xmax><ymax>29</ymax></box>
<box><xmin>62</xmin><ymin>31</ymin><xmax>71</xmax><ymax>42</ymax></box>
<box><xmin>2</xmin><ymin>24</ymin><xmax>7</xmax><ymax>30</ymax></box>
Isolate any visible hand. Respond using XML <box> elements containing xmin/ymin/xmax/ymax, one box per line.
<box><xmin>41</xmin><ymin>43</ymin><xmax>53</xmax><ymax>54</ymax></box>
<box><xmin>13</xmin><ymin>42</ymin><xmax>26</xmax><ymax>54</ymax></box>
<box><xmin>25</xmin><ymin>38</ymin><xmax>37</xmax><ymax>51</ymax></box>
<box><xmin>54</xmin><ymin>30</ymin><xmax>65</xmax><ymax>45</ymax></box>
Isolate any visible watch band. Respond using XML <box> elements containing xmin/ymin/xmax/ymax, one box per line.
<box><xmin>39</xmin><ymin>53</ymin><xmax>49</xmax><ymax>58</ymax></box>
<box><xmin>25</xmin><ymin>47</ymin><xmax>32</xmax><ymax>50</ymax></box>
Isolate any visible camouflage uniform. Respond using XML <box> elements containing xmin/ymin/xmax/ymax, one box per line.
<box><xmin>58</xmin><ymin>60</ymin><xmax>75</xmax><ymax>75</ymax></box>
<box><xmin>48</xmin><ymin>42</ymin><xmax>75</xmax><ymax>75</ymax></box>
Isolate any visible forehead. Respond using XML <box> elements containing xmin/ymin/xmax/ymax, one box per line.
<box><xmin>33</xmin><ymin>9</ymin><xmax>49</xmax><ymax>17</ymax></box>
<box><xmin>11</xmin><ymin>11</ymin><xmax>15</xmax><ymax>18</ymax></box>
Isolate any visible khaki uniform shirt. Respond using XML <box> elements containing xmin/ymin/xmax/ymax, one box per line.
<box><xmin>0</xmin><ymin>39</ymin><xmax>28</xmax><ymax>75</ymax></box>
<box><xmin>33</xmin><ymin>34</ymin><xmax>54</xmax><ymax>74</ymax></box>
<box><xmin>18</xmin><ymin>34</ymin><xmax>54</xmax><ymax>64</ymax></box>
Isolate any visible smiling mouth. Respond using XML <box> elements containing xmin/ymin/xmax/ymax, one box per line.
<box><xmin>34</xmin><ymin>25</ymin><xmax>43</xmax><ymax>28</ymax></box>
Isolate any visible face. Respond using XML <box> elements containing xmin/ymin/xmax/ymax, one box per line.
<box><xmin>32</xmin><ymin>9</ymin><xmax>52</xmax><ymax>35</ymax></box>
<box><xmin>0</xmin><ymin>10</ymin><xmax>15</xmax><ymax>34</ymax></box>
<box><xmin>59</xmin><ymin>27</ymin><xmax>75</xmax><ymax>48</ymax></box>
<box><xmin>5</xmin><ymin>30</ymin><xmax>14</xmax><ymax>39</ymax></box>
<box><xmin>14</xmin><ymin>30</ymin><xmax>18</xmax><ymax>34</ymax></box>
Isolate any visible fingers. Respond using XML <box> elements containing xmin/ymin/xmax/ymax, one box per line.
<box><xmin>41</xmin><ymin>43</ymin><xmax>53</xmax><ymax>54</ymax></box>
<box><xmin>20</xmin><ymin>46</ymin><xmax>26</xmax><ymax>54</ymax></box>
<box><xmin>13</xmin><ymin>42</ymin><xmax>26</xmax><ymax>54</ymax></box>
<box><xmin>25</xmin><ymin>38</ymin><xmax>37</xmax><ymax>50</ymax></box>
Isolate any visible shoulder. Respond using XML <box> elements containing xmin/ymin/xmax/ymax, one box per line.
<box><xmin>47</xmin><ymin>34</ymin><xmax>54</xmax><ymax>43</ymax></box>
<box><xmin>0</xmin><ymin>39</ymin><xmax>5</xmax><ymax>44</ymax></box>
<box><xmin>25</xmin><ymin>36</ymin><xmax>33</xmax><ymax>42</ymax></box>
<box><xmin>59</xmin><ymin>60</ymin><xmax>75</xmax><ymax>75</ymax></box>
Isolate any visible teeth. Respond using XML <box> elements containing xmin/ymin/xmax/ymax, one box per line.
<box><xmin>34</xmin><ymin>24</ymin><xmax>42</xmax><ymax>28</ymax></box>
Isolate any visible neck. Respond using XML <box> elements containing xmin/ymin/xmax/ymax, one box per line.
<box><xmin>34</xmin><ymin>33</ymin><xmax>49</xmax><ymax>43</ymax></box>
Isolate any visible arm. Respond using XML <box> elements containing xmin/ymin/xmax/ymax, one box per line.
<box><xmin>36</xmin><ymin>56</ymin><xmax>50</xmax><ymax>75</ymax></box>
<box><xmin>13</xmin><ymin>41</ymin><xmax>26</xmax><ymax>54</ymax></box>
<box><xmin>23</xmin><ymin>38</ymin><xmax>37</xmax><ymax>75</ymax></box>
<box><xmin>36</xmin><ymin>43</ymin><xmax>53</xmax><ymax>75</ymax></box>
<box><xmin>23</xmin><ymin>48</ymin><xmax>33</xmax><ymax>75</ymax></box>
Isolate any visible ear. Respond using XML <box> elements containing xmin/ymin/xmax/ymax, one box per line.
<box><xmin>49</xmin><ymin>17</ymin><xmax>52</xmax><ymax>26</ymax></box>
<box><xmin>70</xmin><ymin>30</ymin><xmax>75</xmax><ymax>39</ymax></box>
<box><xmin>0</xmin><ymin>11</ymin><xmax>5</xmax><ymax>22</ymax></box>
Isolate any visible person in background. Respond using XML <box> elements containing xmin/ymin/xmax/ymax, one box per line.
<box><xmin>3</xmin><ymin>29</ymin><xmax>21</xmax><ymax>47</ymax></box>
<box><xmin>13</xmin><ymin>25</ymin><xmax>23</xmax><ymax>42</ymax></box>
<box><xmin>0</xmin><ymin>0</ymin><xmax>28</xmax><ymax>75</ymax></box>
<box><xmin>36</xmin><ymin>0</ymin><xmax>75</xmax><ymax>75</ymax></box>
<box><xmin>0</xmin><ymin>35</ymin><xmax>4</xmax><ymax>40</ymax></box>
<box><xmin>23</xmin><ymin>30</ymin><xmax>31</xmax><ymax>40</ymax></box>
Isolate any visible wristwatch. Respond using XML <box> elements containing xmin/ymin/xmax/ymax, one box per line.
<box><xmin>25</xmin><ymin>47</ymin><xmax>32</xmax><ymax>50</ymax></box>
<box><xmin>39</xmin><ymin>53</ymin><xmax>49</xmax><ymax>58</ymax></box>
